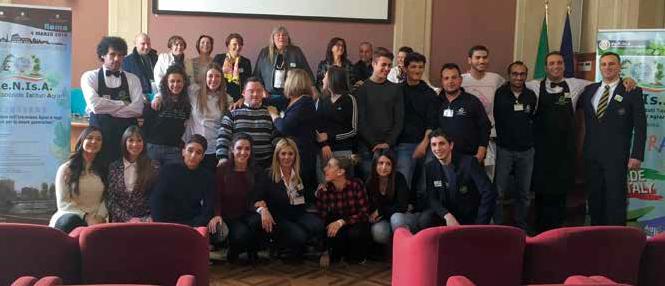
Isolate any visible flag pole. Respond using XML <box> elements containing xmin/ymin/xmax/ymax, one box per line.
<box><xmin>567</xmin><ymin>0</ymin><xmax>572</xmax><ymax>15</ymax></box>
<box><xmin>545</xmin><ymin>0</ymin><xmax>549</xmax><ymax>27</ymax></box>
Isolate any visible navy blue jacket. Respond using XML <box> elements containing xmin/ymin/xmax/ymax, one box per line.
<box><xmin>273</xmin><ymin>96</ymin><xmax>317</xmax><ymax>160</ymax></box>
<box><xmin>122</xmin><ymin>47</ymin><xmax>158</xmax><ymax>94</ymax></box>
<box><xmin>150</xmin><ymin>163</ymin><xmax>215</xmax><ymax>227</ymax></box>
<box><xmin>425</xmin><ymin>154</ymin><xmax>496</xmax><ymax>224</ymax></box>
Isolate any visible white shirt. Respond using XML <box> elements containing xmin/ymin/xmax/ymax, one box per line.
<box><xmin>80</xmin><ymin>67</ymin><xmax>144</xmax><ymax>118</ymax></box>
<box><xmin>526</xmin><ymin>77</ymin><xmax>592</xmax><ymax>111</ymax></box>
<box><xmin>387</xmin><ymin>66</ymin><xmax>403</xmax><ymax>84</ymax></box>
<box><xmin>461</xmin><ymin>72</ymin><xmax>506</xmax><ymax>137</ymax></box>
<box><xmin>280</xmin><ymin>168</ymin><xmax>303</xmax><ymax>205</ymax></box>
<box><xmin>49</xmin><ymin>161</ymin><xmax>108</xmax><ymax>226</ymax></box>
<box><xmin>153</xmin><ymin>53</ymin><xmax>177</xmax><ymax>90</ymax></box>
<box><xmin>592</xmin><ymin>79</ymin><xmax>620</xmax><ymax>112</ymax></box>
<box><xmin>123</xmin><ymin>158</ymin><xmax>138</xmax><ymax>193</ymax></box>
<box><xmin>182</xmin><ymin>84</ymin><xmax>232</xmax><ymax>155</ymax></box>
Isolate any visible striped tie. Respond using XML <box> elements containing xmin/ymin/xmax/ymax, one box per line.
<box><xmin>596</xmin><ymin>85</ymin><xmax>610</xmax><ymax>119</ymax></box>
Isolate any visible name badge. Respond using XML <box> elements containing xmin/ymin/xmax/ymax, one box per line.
<box><xmin>443</xmin><ymin>109</ymin><xmax>454</xmax><ymax>118</ymax></box>
<box><xmin>434</xmin><ymin>180</ymin><xmax>443</xmax><ymax>187</ymax></box>
<box><xmin>564</xmin><ymin>92</ymin><xmax>572</xmax><ymax>99</ymax></box>
<box><xmin>274</xmin><ymin>69</ymin><xmax>286</xmax><ymax>88</ymax></box>
<box><xmin>293</xmin><ymin>196</ymin><xmax>305</xmax><ymax>205</ymax></box>
<box><xmin>615</xmin><ymin>95</ymin><xmax>623</xmax><ymax>102</ymax></box>
<box><xmin>514</xmin><ymin>104</ymin><xmax>524</xmax><ymax>111</ymax></box>
<box><xmin>289</xmin><ymin>62</ymin><xmax>297</xmax><ymax>68</ymax></box>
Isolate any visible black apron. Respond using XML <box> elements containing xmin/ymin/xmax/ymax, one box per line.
<box><xmin>88</xmin><ymin>68</ymin><xmax>138</xmax><ymax>163</ymax></box>
<box><xmin>532</xmin><ymin>80</ymin><xmax>576</xmax><ymax>195</ymax></box>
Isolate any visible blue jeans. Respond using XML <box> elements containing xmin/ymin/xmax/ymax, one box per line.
<box><xmin>147</xmin><ymin>144</ymin><xmax>181</xmax><ymax>167</ymax></box>
<box><xmin>395</xmin><ymin>143</ymin><xmax>419</xmax><ymax>189</ymax></box>
<box><xmin>370</xmin><ymin>219</ymin><xmax>392</xmax><ymax>244</ymax></box>
<box><xmin>494</xmin><ymin>146</ymin><xmax>534</xmax><ymax>230</ymax></box>
<box><xmin>390</xmin><ymin>212</ymin><xmax>419</xmax><ymax>233</ymax></box>
<box><xmin>274</xmin><ymin>213</ymin><xmax>325</xmax><ymax>254</ymax></box>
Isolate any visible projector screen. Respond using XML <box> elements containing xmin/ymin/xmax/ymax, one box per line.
<box><xmin>153</xmin><ymin>0</ymin><xmax>392</xmax><ymax>23</ymax></box>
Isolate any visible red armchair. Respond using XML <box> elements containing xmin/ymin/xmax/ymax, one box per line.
<box><xmin>12</xmin><ymin>274</ymin><xmax>196</xmax><ymax>286</ymax></box>
<box><xmin>392</xmin><ymin>225</ymin><xmax>526</xmax><ymax>286</ymax></box>
<box><xmin>0</xmin><ymin>223</ymin><xmax>80</xmax><ymax>285</ymax></box>
<box><xmin>523</xmin><ymin>226</ymin><xmax>646</xmax><ymax>285</ymax></box>
<box><xmin>639</xmin><ymin>232</ymin><xmax>665</xmax><ymax>286</ymax></box>
<box><xmin>446</xmin><ymin>276</ymin><xmax>477</xmax><ymax>286</ymax></box>
<box><xmin>564</xmin><ymin>275</ymin><xmax>630</xmax><ymax>285</ymax></box>
<box><xmin>71</xmin><ymin>223</ymin><xmax>208</xmax><ymax>286</ymax></box>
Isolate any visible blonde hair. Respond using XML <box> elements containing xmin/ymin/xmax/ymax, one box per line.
<box><xmin>270</xmin><ymin>138</ymin><xmax>302</xmax><ymax>186</ymax></box>
<box><xmin>196</xmin><ymin>63</ymin><xmax>228</xmax><ymax>116</ymax></box>
<box><xmin>284</xmin><ymin>69</ymin><xmax>312</xmax><ymax>99</ymax></box>
<box><xmin>268</xmin><ymin>26</ymin><xmax>291</xmax><ymax>64</ymax></box>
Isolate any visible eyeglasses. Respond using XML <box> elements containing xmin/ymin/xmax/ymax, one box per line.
<box><xmin>510</xmin><ymin>72</ymin><xmax>527</xmax><ymax>77</ymax></box>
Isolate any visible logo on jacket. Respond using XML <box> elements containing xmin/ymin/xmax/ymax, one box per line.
<box><xmin>456</xmin><ymin>108</ymin><xmax>466</xmax><ymax>116</ymax></box>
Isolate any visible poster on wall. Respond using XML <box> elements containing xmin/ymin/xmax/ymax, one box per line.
<box><xmin>597</xmin><ymin>29</ymin><xmax>665</xmax><ymax>236</ymax></box>
<box><xmin>0</xmin><ymin>4</ymin><xmax>71</xmax><ymax>224</ymax></box>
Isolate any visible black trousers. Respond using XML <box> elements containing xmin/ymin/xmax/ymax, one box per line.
<box><xmin>226</xmin><ymin>213</ymin><xmax>262</xmax><ymax>254</ymax></box>
<box><xmin>326</xmin><ymin>221</ymin><xmax>370</xmax><ymax>263</ymax></box>
<box><xmin>585</xmin><ymin>157</ymin><xmax>628</xmax><ymax>226</ymax></box>
<box><xmin>534</xmin><ymin>193</ymin><xmax>567</xmax><ymax>233</ymax></box>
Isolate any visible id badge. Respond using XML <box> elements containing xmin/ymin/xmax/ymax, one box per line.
<box><xmin>434</xmin><ymin>180</ymin><xmax>443</xmax><ymax>187</ymax></box>
<box><xmin>514</xmin><ymin>104</ymin><xmax>524</xmax><ymax>111</ymax></box>
<box><xmin>293</xmin><ymin>195</ymin><xmax>305</xmax><ymax>205</ymax></box>
<box><xmin>443</xmin><ymin>109</ymin><xmax>454</xmax><ymax>118</ymax></box>
<box><xmin>289</xmin><ymin>62</ymin><xmax>297</xmax><ymax>68</ymax></box>
<box><xmin>274</xmin><ymin>69</ymin><xmax>286</xmax><ymax>88</ymax></box>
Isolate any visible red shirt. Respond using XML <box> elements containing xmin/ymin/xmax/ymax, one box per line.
<box><xmin>316</xmin><ymin>178</ymin><xmax>369</xmax><ymax>225</ymax></box>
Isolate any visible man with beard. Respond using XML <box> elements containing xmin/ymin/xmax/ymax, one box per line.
<box><xmin>461</xmin><ymin>45</ymin><xmax>506</xmax><ymax>179</ymax></box>
<box><xmin>436</xmin><ymin>63</ymin><xmax>491</xmax><ymax>163</ymax></box>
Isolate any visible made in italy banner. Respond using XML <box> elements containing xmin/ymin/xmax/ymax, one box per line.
<box><xmin>0</xmin><ymin>4</ymin><xmax>71</xmax><ymax>223</ymax></box>
<box><xmin>597</xmin><ymin>29</ymin><xmax>665</xmax><ymax>236</ymax></box>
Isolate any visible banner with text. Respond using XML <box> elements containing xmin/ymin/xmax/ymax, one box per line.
<box><xmin>0</xmin><ymin>4</ymin><xmax>71</xmax><ymax>223</ymax></box>
<box><xmin>597</xmin><ymin>29</ymin><xmax>665</xmax><ymax>236</ymax></box>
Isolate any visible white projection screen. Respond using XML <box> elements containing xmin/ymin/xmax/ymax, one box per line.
<box><xmin>153</xmin><ymin>0</ymin><xmax>392</xmax><ymax>23</ymax></box>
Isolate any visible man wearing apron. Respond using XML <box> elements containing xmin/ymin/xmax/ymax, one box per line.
<box><xmin>527</xmin><ymin>51</ymin><xmax>589</xmax><ymax>233</ymax></box>
<box><xmin>81</xmin><ymin>37</ymin><xmax>144</xmax><ymax>164</ymax></box>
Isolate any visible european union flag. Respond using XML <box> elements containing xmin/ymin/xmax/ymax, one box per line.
<box><xmin>560</xmin><ymin>12</ymin><xmax>575</xmax><ymax>78</ymax></box>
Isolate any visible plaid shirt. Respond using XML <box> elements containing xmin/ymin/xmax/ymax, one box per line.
<box><xmin>316</xmin><ymin>178</ymin><xmax>369</xmax><ymax>225</ymax></box>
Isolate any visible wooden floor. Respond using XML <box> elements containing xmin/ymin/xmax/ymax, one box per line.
<box><xmin>209</xmin><ymin>252</ymin><xmax>391</xmax><ymax>286</ymax></box>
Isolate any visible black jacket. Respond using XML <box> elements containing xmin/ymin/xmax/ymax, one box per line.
<box><xmin>580</xmin><ymin>81</ymin><xmax>646</xmax><ymax>163</ymax></box>
<box><xmin>425</xmin><ymin>154</ymin><xmax>496</xmax><ymax>224</ymax></box>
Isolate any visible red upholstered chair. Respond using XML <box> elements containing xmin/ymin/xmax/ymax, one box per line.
<box><xmin>564</xmin><ymin>275</ymin><xmax>630</xmax><ymax>285</ymax></box>
<box><xmin>639</xmin><ymin>232</ymin><xmax>665</xmax><ymax>286</ymax></box>
<box><xmin>11</xmin><ymin>276</ymin><xmax>38</xmax><ymax>286</ymax></box>
<box><xmin>72</xmin><ymin>223</ymin><xmax>208</xmax><ymax>286</ymax></box>
<box><xmin>0</xmin><ymin>223</ymin><xmax>80</xmax><ymax>285</ymax></box>
<box><xmin>523</xmin><ymin>226</ymin><xmax>646</xmax><ymax>285</ymax></box>
<box><xmin>33</xmin><ymin>276</ymin><xmax>63</xmax><ymax>286</ymax></box>
<box><xmin>392</xmin><ymin>225</ymin><xmax>526</xmax><ymax>286</ymax></box>
<box><xmin>446</xmin><ymin>276</ymin><xmax>477</xmax><ymax>286</ymax></box>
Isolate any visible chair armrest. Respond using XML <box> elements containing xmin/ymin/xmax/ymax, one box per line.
<box><xmin>176</xmin><ymin>274</ymin><xmax>196</xmax><ymax>286</ymax></box>
<box><xmin>11</xmin><ymin>276</ymin><xmax>37</xmax><ymax>286</ymax></box>
<box><xmin>446</xmin><ymin>275</ymin><xmax>476</xmax><ymax>286</ymax></box>
<box><xmin>35</xmin><ymin>276</ymin><xmax>62</xmax><ymax>286</ymax></box>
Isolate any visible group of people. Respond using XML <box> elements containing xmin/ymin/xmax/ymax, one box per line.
<box><xmin>49</xmin><ymin>25</ymin><xmax>646</xmax><ymax>266</ymax></box>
